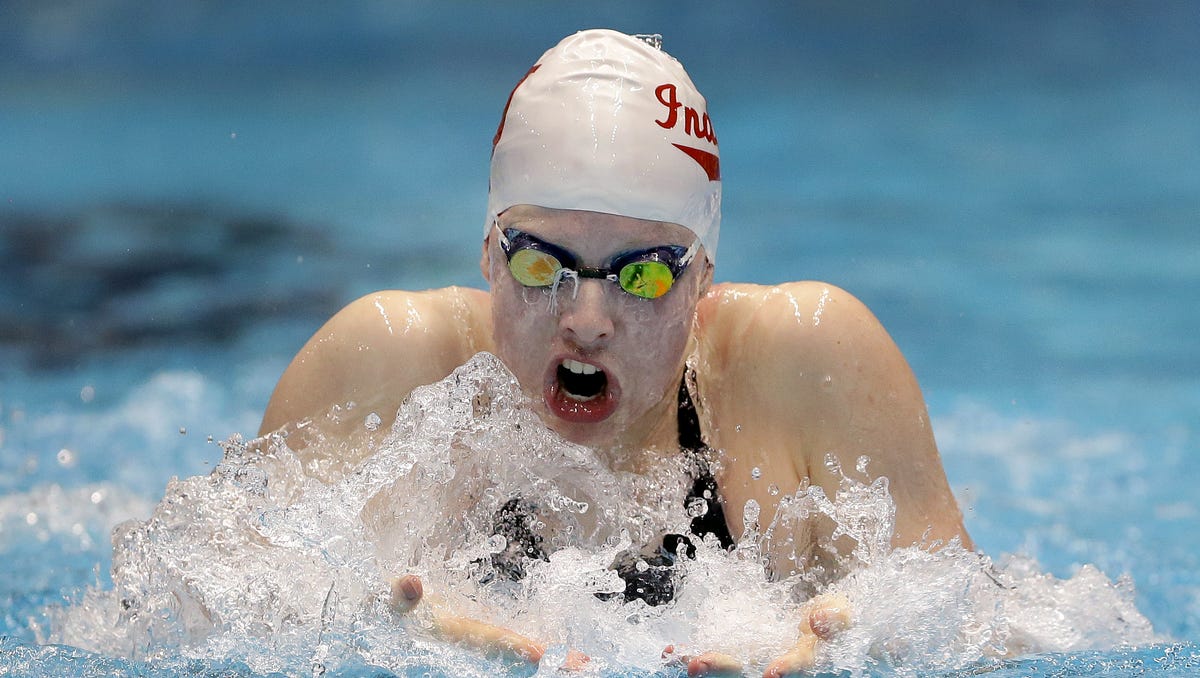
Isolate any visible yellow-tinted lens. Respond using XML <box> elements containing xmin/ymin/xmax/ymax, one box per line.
<box><xmin>508</xmin><ymin>248</ymin><xmax>562</xmax><ymax>286</ymax></box>
<box><xmin>618</xmin><ymin>261</ymin><xmax>674</xmax><ymax>299</ymax></box>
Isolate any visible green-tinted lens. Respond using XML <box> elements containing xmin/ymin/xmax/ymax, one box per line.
<box><xmin>508</xmin><ymin>248</ymin><xmax>563</xmax><ymax>287</ymax></box>
<box><xmin>618</xmin><ymin>260</ymin><xmax>675</xmax><ymax>299</ymax></box>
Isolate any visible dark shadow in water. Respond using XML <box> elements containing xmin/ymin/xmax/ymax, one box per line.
<box><xmin>1</xmin><ymin>203</ymin><xmax>348</xmax><ymax>369</ymax></box>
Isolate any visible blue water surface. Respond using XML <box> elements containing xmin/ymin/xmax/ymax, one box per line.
<box><xmin>1</xmin><ymin>2</ymin><xmax>1197</xmax><ymax>675</ymax></box>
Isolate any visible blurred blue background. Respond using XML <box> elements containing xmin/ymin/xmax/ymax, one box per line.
<box><xmin>0</xmin><ymin>0</ymin><xmax>1197</xmax><ymax>665</ymax></box>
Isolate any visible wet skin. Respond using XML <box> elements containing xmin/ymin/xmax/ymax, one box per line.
<box><xmin>484</xmin><ymin>205</ymin><xmax>710</xmax><ymax>468</ymax></box>
<box><xmin>260</xmin><ymin>206</ymin><xmax>972</xmax><ymax>675</ymax></box>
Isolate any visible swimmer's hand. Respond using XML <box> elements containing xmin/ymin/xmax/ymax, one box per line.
<box><xmin>662</xmin><ymin>645</ymin><xmax>743</xmax><ymax>676</ymax></box>
<box><xmin>389</xmin><ymin>575</ymin><xmax>590</xmax><ymax>671</ymax></box>
<box><xmin>659</xmin><ymin>593</ymin><xmax>849</xmax><ymax>677</ymax></box>
<box><xmin>763</xmin><ymin>592</ymin><xmax>851</xmax><ymax>678</ymax></box>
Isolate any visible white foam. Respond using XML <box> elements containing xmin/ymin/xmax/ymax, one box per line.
<box><xmin>46</xmin><ymin>354</ymin><xmax>1160</xmax><ymax>675</ymax></box>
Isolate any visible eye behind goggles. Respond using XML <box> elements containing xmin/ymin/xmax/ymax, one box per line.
<box><xmin>497</xmin><ymin>227</ymin><xmax>698</xmax><ymax>300</ymax></box>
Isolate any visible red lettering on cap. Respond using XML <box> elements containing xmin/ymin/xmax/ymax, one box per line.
<box><xmin>655</xmin><ymin>83</ymin><xmax>682</xmax><ymax>130</ymax></box>
<box><xmin>656</xmin><ymin>83</ymin><xmax>719</xmax><ymax>181</ymax></box>
<box><xmin>672</xmin><ymin>143</ymin><xmax>720</xmax><ymax>181</ymax></box>
<box><xmin>655</xmin><ymin>83</ymin><xmax>717</xmax><ymax>145</ymax></box>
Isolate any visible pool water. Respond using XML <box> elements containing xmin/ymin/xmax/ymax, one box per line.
<box><xmin>2</xmin><ymin>2</ymin><xmax>1197</xmax><ymax>676</ymax></box>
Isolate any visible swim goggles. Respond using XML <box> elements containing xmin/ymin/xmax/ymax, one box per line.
<box><xmin>495</xmin><ymin>226</ymin><xmax>700</xmax><ymax>300</ymax></box>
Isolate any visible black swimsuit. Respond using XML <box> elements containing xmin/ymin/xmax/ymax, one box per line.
<box><xmin>487</xmin><ymin>375</ymin><xmax>733</xmax><ymax>605</ymax></box>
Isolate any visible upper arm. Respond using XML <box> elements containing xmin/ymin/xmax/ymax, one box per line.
<box><xmin>259</xmin><ymin>287</ymin><xmax>492</xmax><ymax>435</ymax></box>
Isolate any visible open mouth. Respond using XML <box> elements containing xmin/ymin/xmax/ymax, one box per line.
<box><xmin>557</xmin><ymin>358</ymin><xmax>608</xmax><ymax>401</ymax></box>
<box><xmin>544</xmin><ymin>357</ymin><xmax>618</xmax><ymax>424</ymax></box>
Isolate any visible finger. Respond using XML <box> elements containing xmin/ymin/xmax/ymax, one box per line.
<box><xmin>762</xmin><ymin>651</ymin><xmax>810</xmax><ymax>677</ymax></box>
<box><xmin>434</xmin><ymin>613</ymin><xmax>547</xmax><ymax>664</ymax></box>
<box><xmin>762</xmin><ymin>636</ymin><xmax>817</xmax><ymax>678</ymax></box>
<box><xmin>687</xmin><ymin>651</ymin><xmax>742</xmax><ymax>677</ymax></box>
<box><xmin>560</xmin><ymin>648</ymin><xmax>591</xmax><ymax>671</ymax></box>
<box><xmin>805</xmin><ymin>593</ymin><xmax>851</xmax><ymax>640</ymax></box>
<box><xmin>389</xmin><ymin>574</ymin><xmax>424</xmax><ymax>614</ymax></box>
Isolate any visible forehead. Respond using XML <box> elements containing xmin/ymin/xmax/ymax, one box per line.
<box><xmin>499</xmin><ymin>205</ymin><xmax>695</xmax><ymax>252</ymax></box>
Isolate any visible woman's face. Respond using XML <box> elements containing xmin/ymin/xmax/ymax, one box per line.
<box><xmin>484</xmin><ymin>205</ymin><xmax>710</xmax><ymax>452</ymax></box>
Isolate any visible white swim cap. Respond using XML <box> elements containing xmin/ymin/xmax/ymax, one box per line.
<box><xmin>487</xmin><ymin>29</ymin><xmax>722</xmax><ymax>261</ymax></box>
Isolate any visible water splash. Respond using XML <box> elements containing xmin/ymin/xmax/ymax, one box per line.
<box><xmin>46</xmin><ymin>353</ymin><xmax>1159</xmax><ymax>676</ymax></box>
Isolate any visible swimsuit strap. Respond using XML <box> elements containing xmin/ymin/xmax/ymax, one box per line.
<box><xmin>486</xmin><ymin>372</ymin><xmax>734</xmax><ymax>605</ymax></box>
<box><xmin>677</xmin><ymin>374</ymin><xmax>735</xmax><ymax>549</ymax></box>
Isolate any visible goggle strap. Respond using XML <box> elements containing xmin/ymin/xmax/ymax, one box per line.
<box><xmin>494</xmin><ymin>221</ymin><xmax>511</xmax><ymax>250</ymax></box>
<box><xmin>679</xmin><ymin>237</ymin><xmax>701</xmax><ymax>270</ymax></box>
<box><xmin>548</xmin><ymin>268</ymin><xmax>579</xmax><ymax>313</ymax></box>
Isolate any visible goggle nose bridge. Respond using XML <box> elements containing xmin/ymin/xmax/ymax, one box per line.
<box><xmin>547</xmin><ymin>267</ymin><xmax>620</xmax><ymax>313</ymax></box>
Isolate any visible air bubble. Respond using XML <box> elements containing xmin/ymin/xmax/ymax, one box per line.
<box><xmin>687</xmin><ymin>497</ymin><xmax>709</xmax><ymax>517</ymax></box>
<box><xmin>486</xmin><ymin>534</ymin><xmax>508</xmax><ymax>554</ymax></box>
<box><xmin>751</xmin><ymin>466</ymin><xmax>762</xmax><ymax>480</ymax></box>
<box><xmin>57</xmin><ymin>448</ymin><xmax>76</xmax><ymax>467</ymax></box>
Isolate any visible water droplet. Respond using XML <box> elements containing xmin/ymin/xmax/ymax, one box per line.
<box><xmin>634</xmin><ymin>559</ymin><xmax>650</xmax><ymax>572</ymax></box>
<box><xmin>735</xmin><ymin>424</ymin><xmax>743</xmax><ymax>433</ymax></box>
<box><xmin>687</xmin><ymin>497</ymin><xmax>709</xmax><ymax>517</ymax></box>
<box><xmin>742</xmin><ymin>499</ymin><xmax>761</xmax><ymax>525</ymax></box>
<box><xmin>57</xmin><ymin>448</ymin><xmax>76</xmax><ymax>467</ymax></box>
<box><xmin>90</xmin><ymin>490</ymin><xmax>105</xmax><ymax>504</ymax></box>
<box><xmin>768</xmin><ymin>484</ymin><xmax>780</xmax><ymax>496</ymax></box>
<box><xmin>824</xmin><ymin>453</ymin><xmax>842</xmax><ymax>475</ymax></box>
<box><xmin>751</xmin><ymin>466</ymin><xmax>762</xmax><ymax>480</ymax></box>
<box><xmin>856</xmin><ymin>455</ymin><xmax>870</xmax><ymax>475</ymax></box>
<box><xmin>822</xmin><ymin>375</ymin><xmax>834</xmax><ymax>388</ymax></box>
<box><xmin>179</xmin><ymin>427</ymin><xmax>187</xmax><ymax>435</ymax></box>
<box><xmin>80</xmin><ymin>385</ymin><xmax>95</xmax><ymax>403</ymax></box>
<box><xmin>364</xmin><ymin>412</ymin><xmax>382</xmax><ymax>431</ymax></box>
<box><xmin>25</xmin><ymin>512</ymin><xmax>38</xmax><ymax>526</ymax></box>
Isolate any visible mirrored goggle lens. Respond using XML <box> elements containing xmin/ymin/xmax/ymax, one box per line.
<box><xmin>618</xmin><ymin>260</ymin><xmax>675</xmax><ymax>299</ymax></box>
<box><xmin>508</xmin><ymin>248</ymin><xmax>563</xmax><ymax>286</ymax></box>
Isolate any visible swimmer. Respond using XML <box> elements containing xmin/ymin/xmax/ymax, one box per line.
<box><xmin>260</xmin><ymin>29</ymin><xmax>971</xmax><ymax>676</ymax></box>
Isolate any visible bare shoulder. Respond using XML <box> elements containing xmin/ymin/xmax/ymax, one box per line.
<box><xmin>697</xmin><ymin>281</ymin><xmax>891</xmax><ymax>374</ymax></box>
<box><xmin>259</xmin><ymin>287</ymin><xmax>494</xmax><ymax>434</ymax></box>
<box><xmin>324</xmin><ymin>287</ymin><xmax>492</xmax><ymax>352</ymax></box>
<box><xmin>696</xmin><ymin>281</ymin><xmax>970</xmax><ymax>550</ymax></box>
<box><xmin>696</xmin><ymin>280</ymin><xmax>904</xmax><ymax>446</ymax></box>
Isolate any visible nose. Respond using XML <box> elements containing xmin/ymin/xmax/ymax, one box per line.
<box><xmin>558</xmin><ymin>277</ymin><xmax>614</xmax><ymax>349</ymax></box>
